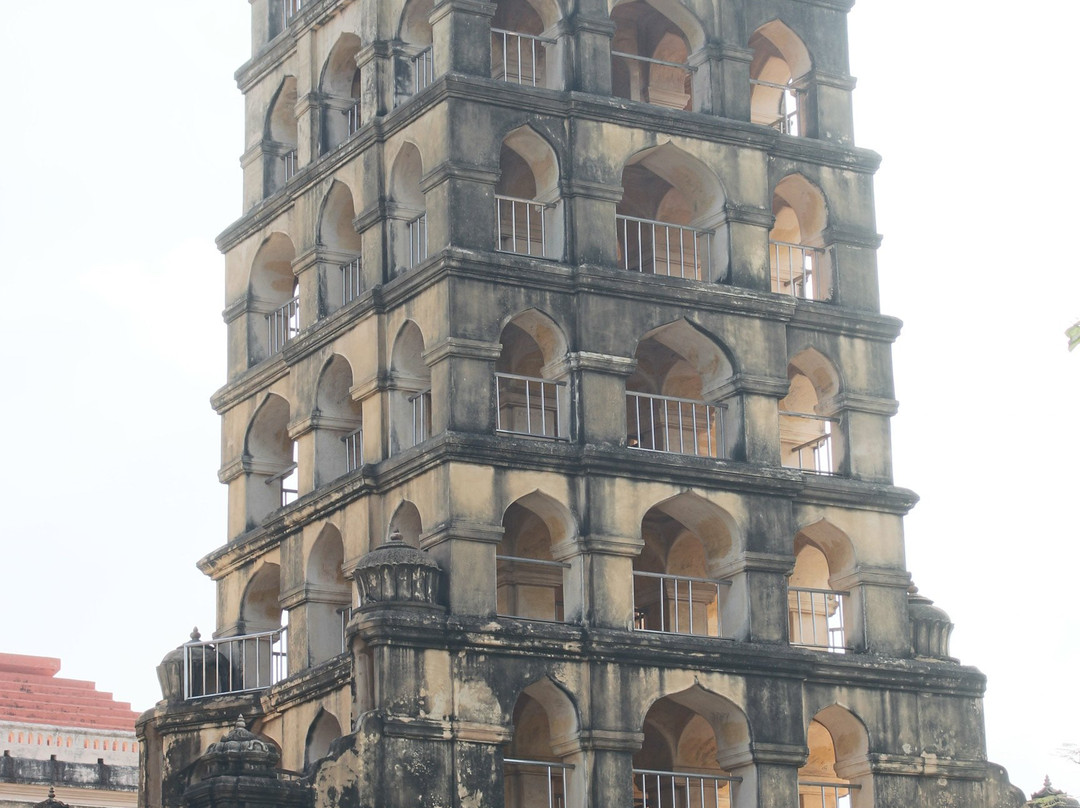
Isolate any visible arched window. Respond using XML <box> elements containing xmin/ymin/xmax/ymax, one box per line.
<box><xmin>496</xmin><ymin>128</ymin><xmax>562</xmax><ymax>258</ymax></box>
<box><xmin>617</xmin><ymin>144</ymin><xmax>727</xmax><ymax>281</ymax></box>
<box><xmin>306</xmin><ymin>525</ymin><xmax>351</xmax><ymax>664</ymax></box>
<box><xmin>388</xmin><ymin>144</ymin><xmax>427</xmax><ymax>271</ymax></box>
<box><xmin>265</xmin><ymin>77</ymin><xmax>299</xmax><ymax>195</ymax></box>
<box><xmin>770</xmin><ymin>175</ymin><xmax>830</xmax><ymax>300</ymax></box>
<box><xmin>495</xmin><ymin>311</ymin><xmax>569</xmax><ymax>439</ymax></box>
<box><xmin>788</xmin><ymin>523</ymin><xmax>854</xmax><ymax>653</ymax></box>
<box><xmin>800</xmin><ymin>706</ymin><xmax>872</xmax><ymax>806</ymax></box>
<box><xmin>304</xmin><ymin>709</ymin><xmax>343</xmax><ymax>772</ymax></box>
<box><xmin>749</xmin><ymin>21</ymin><xmax>811</xmax><ymax>136</ymax></box>
<box><xmin>504</xmin><ymin>680</ymin><xmax>580</xmax><ymax>808</ymax></box>
<box><xmin>320</xmin><ymin>35</ymin><xmax>364</xmax><ymax>149</ymax></box>
<box><xmin>388</xmin><ymin>501</ymin><xmax>424</xmax><ymax>547</ymax></box>
<box><xmin>398</xmin><ymin>0</ymin><xmax>435</xmax><ymax>100</ymax></box>
<box><xmin>248</xmin><ymin>234</ymin><xmax>298</xmax><ymax>364</ymax></box>
<box><xmin>634</xmin><ymin>495</ymin><xmax>735</xmax><ymax>637</ymax></box>
<box><xmin>626</xmin><ymin>320</ymin><xmax>734</xmax><ymax>459</ymax></box>
<box><xmin>244</xmin><ymin>394</ymin><xmax>298</xmax><ymax>525</ymax></box>
<box><xmin>497</xmin><ymin>493</ymin><xmax>574</xmax><ymax>622</ymax></box>
<box><xmin>389</xmin><ymin>321</ymin><xmax>432</xmax><ymax>453</ymax></box>
<box><xmin>779</xmin><ymin>349</ymin><xmax>841</xmax><ymax>474</ymax></box>
<box><xmin>610</xmin><ymin>1</ymin><xmax>697</xmax><ymax>110</ymax></box>
<box><xmin>491</xmin><ymin>0</ymin><xmax>559</xmax><ymax>88</ymax></box>
<box><xmin>314</xmin><ymin>356</ymin><xmax>363</xmax><ymax>483</ymax></box>
<box><xmin>318</xmin><ymin>182</ymin><xmax>365</xmax><ymax>309</ymax></box>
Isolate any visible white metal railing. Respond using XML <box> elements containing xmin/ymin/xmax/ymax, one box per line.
<box><xmin>769</xmin><ymin>240</ymin><xmax>822</xmax><ymax>300</ymax></box>
<box><xmin>611</xmin><ymin>51</ymin><xmax>694</xmax><ymax>109</ymax></box>
<box><xmin>267</xmin><ymin>295</ymin><xmax>300</xmax><ymax>354</ymax></box>
<box><xmin>504</xmin><ymin>758</ymin><xmax>571</xmax><ymax>808</ymax></box>
<box><xmin>282</xmin><ymin>0</ymin><xmax>302</xmax><ymax>27</ymax></box>
<box><xmin>779</xmin><ymin>412</ymin><xmax>834</xmax><ymax>473</ymax></box>
<box><xmin>633</xmin><ymin>768</ymin><xmax>740</xmax><ymax>808</ymax></box>
<box><xmin>183</xmin><ymin>628</ymin><xmax>287</xmax><ymax>699</ymax></box>
<box><xmin>406</xmin><ymin>213</ymin><xmax>428</xmax><ymax>267</ymax></box>
<box><xmin>496</xmin><ymin>195</ymin><xmax>547</xmax><ymax>257</ymax></box>
<box><xmin>798</xmin><ymin>780</ymin><xmax>858</xmax><ymax>807</ymax></box>
<box><xmin>341</xmin><ymin>257</ymin><xmax>362</xmax><ymax>305</ymax></box>
<box><xmin>633</xmin><ymin>571</ymin><xmax>730</xmax><ymax>638</ymax></box>
<box><xmin>496</xmin><ymin>555</ymin><xmax>569</xmax><ymax>622</ymax></box>
<box><xmin>413</xmin><ymin>47</ymin><xmax>434</xmax><ymax>93</ymax></box>
<box><xmin>750</xmin><ymin>79</ymin><xmax>799</xmax><ymax>135</ymax></box>
<box><xmin>282</xmin><ymin>149</ymin><xmax>298</xmax><ymax>181</ymax></box>
<box><xmin>616</xmin><ymin>214</ymin><xmax>710</xmax><ymax>280</ymax></box>
<box><xmin>495</xmin><ymin>373</ymin><xmax>565</xmax><ymax>439</ymax></box>
<box><xmin>410</xmin><ymin>388</ymin><xmax>431</xmax><ymax>446</ymax></box>
<box><xmin>627</xmin><ymin>392</ymin><xmax>726</xmax><ymax>458</ymax></box>
<box><xmin>346</xmin><ymin>101</ymin><xmax>362</xmax><ymax>136</ymax></box>
<box><xmin>342</xmin><ymin>427</ymin><xmax>363</xmax><ymax>473</ymax></box>
<box><xmin>338</xmin><ymin>606</ymin><xmax>355</xmax><ymax>653</ymax></box>
<box><xmin>788</xmin><ymin>587</ymin><xmax>848</xmax><ymax>652</ymax></box>
<box><xmin>266</xmin><ymin>462</ymin><xmax>299</xmax><ymax>508</ymax></box>
<box><xmin>491</xmin><ymin>28</ymin><xmax>550</xmax><ymax>86</ymax></box>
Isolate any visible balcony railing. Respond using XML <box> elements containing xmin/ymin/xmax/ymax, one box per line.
<box><xmin>410</xmin><ymin>388</ymin><xmax>431</xmax><ymax>446</ymax></box>
<box><xmin>779</xmin><ymin>412</ymin><xmax>835</xmax><ymax>474</ymax></box>
<box><xmin>491</xmin><ymin>28</ymin><xmax>550</xmax><ymax>86</ymax></box>
<box><xmin>266</xmin><ymin>462</ymin><xmax>299</xmax><ymax>508</ymax></box>
<box><xmin>504</xmin><ymin>758</ymin><xmax>570</xmax><ymax>808</ymax></box>
<box><xmin>495</xmin><ymin>373</ymin><xmax>565</xmax><ymax>439</ymax></box>
<box><xmin>346</xmin><ymin>101</ymin><xmax>362</xmax><ymax>136</ymax></box>
<box><xmin>496</xmin><ymin>555</ymin><xmax>569</xmax><ymax>622</ymax></box>
<box><xmin>750</xmin><ymin>79</ymin><xmax>799</xmax><ymax>135</ymax></box>
<box><xmin>341</xmin><ymin>257</ymin><xmax>362</xmax><ymax>305</ymax></box>
<box><xmin>267</xmin><ymin>295</ymin><xmax>300</xmax><ymax>354</ymax></box>
<box><xmin>282</xmin><ymin>149</ymin><xmax>298</xmax><ymax>181</ymax></box>
<box><xmin>616</xmin><ymin>214</ymin><xmax>710</xmax><ymax>280</ymax></box>
<box><xmin>337</xmin><ymin>606</ymin><xmax>355</xmax><ymax>654</ymax></box>
<box><xmin>788</xmin><ymin>587</ymin><xmax>848</xmax><ymax>652</ymax></box>
<box><xmin>282</xmin><ymin>0</ymin><xmax>302</xmax><ymax>27</ymax></box>
<box><xmin>611</xmin><ymin>51</ymin><xmax>694</xmax><ymax>109</ymax></box>
<box><xmin>183</xmin><ymin>628</ymin><xmax>287</xmax><ymax>699</ymax></box>
<box><xmin>496</xmin><ymin>195</ymin><xmax>547</xmax><ymax>257</ymax></box>
<box><xmin>633</xmin><ymin>571</ymin><xmax>730</xmax><ymax>638</ymax></box>
<box><xmin>627</xmin><ymin>392</ymin><xmax>726</xmax><ymax>459</ymax></box>
<box><xmin>406</xmin><ymin>213</ymin><xmax>428</xmax><ymax>268</ymax></box>
<box><xmin>413</xmin><ymin>47</ymin><xmax>434</xmax><ymax>93</ymax></box>
<box><xmin>342</xmin><ymin>427</ymin><xmax>363</xmax><ymax>473</ymax></box>
<box><xmin>798</xmin><ymin>780</ymin><xmax>858</xmax><ymax>808</ymax></box>
<box><xmin>633</xmin><ymin>768</ymin><xmax>740</xmax><ymax>808</ymax></box>
<box><xmin>769</xmin><ymin>240</ymin><xmax>822</xmax><ymax>300</ymax></box>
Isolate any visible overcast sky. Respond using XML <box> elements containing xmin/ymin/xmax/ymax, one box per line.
<box><xmin>1</xmin><ymin>0</ymin><xmax>1077</xmax><ymax>799</ymax></box>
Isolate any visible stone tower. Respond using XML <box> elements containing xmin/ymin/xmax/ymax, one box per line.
<box><xmin>137</xmin><ymin>0</ymin><xmax>1024</xmax><ymax>806</ymax></box>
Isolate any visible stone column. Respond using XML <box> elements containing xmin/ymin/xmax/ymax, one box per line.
<box><xmin>831</xmin><ymin>566</ymin><xmax>912</xmax><ymax>656</ymax></box>
<box><xmin>422</xmin><ymin>519</ymin><xmax>504</xmax><ymax>616</ymax></box>
<box><xmin>554</xmin><ymin>533</ymin><xmax>641</xmax><ymax>629</ymax></box>
<box><xmin>821</xmin><ymin>225</ymin><xmax>883</xmax><ymax>310</ymax></box>
<box><xmin>724</xmin><ymin>202</ymin><xmax>774</xmax><ymax>292</ymax></box>
<box><xmin>568</xmin><ymin>15</ymin><xmax>614</xmax><ymax>94</ymax></box>
<box><xmin>423</xmin><ymin>337</ymin><xmax>502</xmax><ymax>436</ymax></box>
<box><xmin>422</xmin><ymin>162</ymin><xmax>499</xmax><ymax>256</ymax></box>
<box><xmin>563</xmin><ymin>179</ymin><xmax>623</xmax><ymax>267</ymax></box>
<box><xmin>571</xmin><ymin>352</ymin><xmax>636</xmax><ymax>446</ymax></box>
<box><xmin>706</xmin><ymin>373</ymin><xmax>789</xmax><ymax>465</ymax></box>
<box><xmin>430</xmin><ymin>0</ymin><xmax>496</xmax><ymax>78</ymax></box>
<box><xmin>797</xmin><ymin>69</ymin><xmax>856</xmax><ymax>146</ymax></box>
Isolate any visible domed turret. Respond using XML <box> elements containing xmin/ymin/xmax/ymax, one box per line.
<box><xmin>352</xmin><ymin>530</ymin><xmax>443</xmax><ymax>610</ymax></box>
<box><xmin>907</xmin><ymin>585</ymin><xmax>955</xmax><ymax>661</ymax></box>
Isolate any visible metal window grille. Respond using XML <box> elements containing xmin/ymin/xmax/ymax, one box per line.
<box><xmin>769</xmin><ymin>240</ymin><xmax>822</xmax><ymax>300</ymax></box>
<box><xmin>632</xmin><ymin>768</ymin><xmax>740</xmax><ymax>808</ymax></box>
<box><xmin>413</xmin><ymin>47</ymin><xmax>434</xmax><ymax>93</ymax></box>
<box><xmin>183</xmin><ymin>628</ymin><xmax>288</xmax><ymax>699</ymax></box>
<box><xmin>409</xmin><ymin>388</ymin><xmax>432</xmax><ymax>447</ymax></box>
<box><xmin>798</xmin><ymin>781</ymin><xmax>858</xmax><ymax>808</ymax></box>
<box><xmin>626</xmin><ymin>391</ymin><xmax>726</xmax><ymax>459</ymax></box>
<box><xmin>406</xmin><ymin>213</ymin><xmax>428</xmax><ymax>268</ymax></box>
<box><xmin>616</xmin><ymin>214</ymin><xmax>711</xmax><ymax>280</ymax></box>
<box><xmin>346</xmin><ymin>101</ymin><xmax>362</xmax><ymax>136</ymax></box>
<box><xmin>337</xmin><ymin>606</ymin><xmax>355</xmax><ymax>654</ymax></box>
<box><xmin>496</xmin><ymin>195</ymin><xmax>547</xmax><ymax>257</ymax></box>
<box><xmin>491</xmin><ymin>28</ymin><xmax>550</xmax><ymax>86</ymax></box>
<box><xmin>494</xmin><ymin>373</ymin><xmax>565</xmax><ymax>439</ymax></box>
<box><xmin>341</xmin><ymin>257</ymin><xmax>362</xmax><ymax>305</ymax></box>
<box><xmin>788</xmin><ymin>587</ymin><xmax>848</xmax><ymax>652</ymax></box>
<box><xmin>282</xmin><ymin>0</ymin><xmax>302</xmax><ymax>26</ymax></box>
<box><xmin>632</xmin><ymin>571</ymin><xmax>731</xmax><ymax>638</ymax></box>
<box><xmin>750</xmin><ymin>79</ymin><xmax>799</xmax><ymax>135</ymax></box>
<box><xmin>267</xmin><ymin>295</ymin><xmax>300</xmax><ymax>354</ymax></box>
<box><xmin>503</xmin><ymin>759</ymin><xmax>571</xmax><ymax>808</ymax></box>
<box><xmin>282</xmin><ymin>149</ymin><xmax>298</xmax><ymax>181</ymax></box>
<box><xmin>342</xmin><ymin>427</ymin><xmax>363</xmax><ymax>473</ymax></box>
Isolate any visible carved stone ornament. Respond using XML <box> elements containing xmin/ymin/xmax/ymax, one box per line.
<box><xmin>907</xmin><ymin>585</ymin><xmax>956</xmax><ymax>661</ymax></box>
<box><xmin>199</xmin><ymin>715</ymin><xmax>281</xmax><ymax>778</ymax></box>
<box><xmin>353</xmin><ymin>530</ymin><xmax>442</xmax><ymax>609</ymax></box>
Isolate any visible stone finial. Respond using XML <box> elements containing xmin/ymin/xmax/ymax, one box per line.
<box><xmin>197</xmin><ymin>715</ymin><xmax>281</xmax><ymax>779</ymax></box>
<box><xmin>907</xmin><ymin>584</ymin><xmax>955</xmax><ymax>661</ymax></box>
<box><xmin>32</xmin><ymin>787</ymin><xmax>70</xmax><ymax>808</ymax></box>
<box><xmin>190</xmin><ymin>627</ymin><xmax>202</xmax><ymax>641</ymax></box>
<box><xmin>353</xmin><ymin>533</ymin><xmax>442</xmax><ymax>610</ymax></box>
<box><xmin>1027</xmin><ymin>777</ymin><xmax>1080</xmax><ymax>807</ymax></box>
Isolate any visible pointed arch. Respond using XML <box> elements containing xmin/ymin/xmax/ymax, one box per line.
<box><xmin>496</xmin><ymin>127</ymin><xmax>563</xmax><ymax>258</ymax></box>
<box><xmin>304</xmin><ymin>708</ymin><xmax>343</xmax><ymax>770</ymax></box>
<box><xmin>621</xmin><ymin>143</ymin><xmax>726</xmax><ymax>224</ymax></box>
<box><xmin>389</xmin><ymin>143</ymin><xmax>427</xmax><ymax>269</ymax></box>
<box><xmin>504</xmin><ymin>676</ymin><xmax>580</xmax><ymax>808</ymax></box>
<box><xmin>317</xmin><ymin>181</ymin><xmax>363</xmax><ymax>253</ymax></box>
<box><xmin>388</xmin><ymin>500</ymin><xmax>424</xmax><ymax>548</ymax></box>
<box><xmin>609</xmin><ymin>0</ymin><xmax>704</xmax><ymax>110</ymax></box>
<box><xmin>497</xmin><ymin>492</ymin><xmax>576</xmax><ymax>621</ymax></box>
<box><xmin>800</xmin><ymin>705</ymin><xmax>870</xmax><ymax>806</ymax></box>
<box><xmin>497</xmin><ymin>309</ymin><xmax>569</xmax><ymax>375</ymax></box>
<box><xmin>313</xmin><ymin>355</ymin><xmax>362</xmax><ymax>483</ymax></box>
<box><xmin>780</xmin><ymin>349</ymin><xmax>841</xmax><ymax>474</ymax></box>
<box><xmin>240</xmin><ymin>562</ymin><xmax>283</xmax><ymax>634</ymax></box>
<box><xmin>389</xmin><ymin>321</ymin><xmax>432</xmax><ymax>452</ymax></box>
<box><xmin>749</xmin><ymin>20</ymin><xmax>811</xmax><ymax>135</ymax></box>
<box><xmin>789</xmin><ymin>520</ymin><xmax>855</xmax><ymax>652</ymax></box>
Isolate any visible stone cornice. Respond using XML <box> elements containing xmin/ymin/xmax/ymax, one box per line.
<box><xmin>567</xmin><ymin>351</ymin><xmax>637</xmax><ymax>376</ymax></box>
<box><xmin>819</xmin><ymin>392</ymin><xmax>899</xmax><ymax>418</ymax></box>
<box><xmin>429</xmin><ymin>0</ymin><xmax>496</xmax><ymax>26</ymax></box>
<box><xmin>420</xmin><ymin>160</ymin><xmax>499</xmax><ymax>192</ymax></box>
<box><xmin>831</xmin><ymin>565</ymin><xmax>912</xmax><ymax>591</ymax></box>
<box><xmin>712</xmin><ymin>551</ymin><xmax>796</xmax><ymax>579</ymax></box>
<box><xmin>823</xmin><ymin>224</ymin><xmax>883</xmax><ymax>250</ymax></box>
<box><xmin>788</xmin><ymin>302</ymin><xmax>903</xmax><ymax>343</ymax></box>
<box><xmin>423</xmin><ymin>337</ymin><xmax>503</xmax><ymax>365</ymax></box>
<box><xmin>791</xmin><ymin>0</ymin><xmax>855</xmax><ymax>11</ymax></box>
<box><xmin>796</xmin><ymin>474</ymin><xmax>917</xmax><ymax>514</ymax></box>
<box><xmin>421</xmin><ymin>519</ymin><xmax>505</xmax><ymax>549</ymax></box>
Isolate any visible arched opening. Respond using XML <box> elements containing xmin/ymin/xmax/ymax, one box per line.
<box><xmin>388</xmin><ymin>501</ymin><xmax>424</xmax><ymax>547</ymax></box>
<box><xmin>304</xmin><ymin>709</ymin><xmax>343</xmax><ymax>771</ymax></box>
<box><xmin>248</xmin><ymin>234</ymin><xmax>298</xmax><ymax>364</ymax></box>
<box><xmin>398</xmin><ymin>0</ymin><xmax>435</xmax><ymax>99</ymax></box>
<box><xmin>495</xmin><ymin>310</ymin><xmax>569</xmax><ymax>439</ymax></box>
<box><xmin>314</xmin><ymin>356</ymin><xmax>363</xmax><ymax>483</ymax></box>
<box><xmin>265</xmin><ymin>77</ymin><xmax>299</xmax><ymax>195</ymax></box>
<box><xmin>318</xmin><ymin>181</ymin><xmax>365</xmax><ymax>308</ymax></box>
<box><xmin>306</xmin><ymin>524</ymin><xmax>351</xmax><ymax>663</ymax></box>
<box><xmin>504</xmin><ymin>679</ymin><xmax>580</xmax><ymax>808</ymax></box>
<box><xmin>320</xmin><ymin>35</ymin><xmax>364</xmax><ymax>149</ymax></box>
<box><xmin>789</xmin><ymin>522</ymin><xmax>854</xmax><ymax>652</ymax></box>
<box><xmin>389</xmin><ymin>321</ymin><xmax>432</xmax><ymax>453</ymax></box>
<box><xmin>799</xmin><ymin>706</ymin><xmax>871</xmax><ymax>806</ymax></box>
<box><xmin>610</xmin><ymin>1</ymin><xmax>698</xmax><ymax>110</ymax></box>
<box><xmin>626</xmin><ymin>320</ymin><xmax>734</xmax><ymax>458</ymax></box>
<box><xmin>244</xmin><ymin>394</ymin><xmax>297</xmax><ymax>526</ymax></box>
<box><xmin>497</xmin><ymin>493</ymin><xmax>574</xmax><ymax>622</ymax></box>
<box><xmin>770</xmin><ymin>175</ymin><xmax>830</xmax><ymax>301</ymax></box>
<box><xmin>389</xmin><ymin>143</ymin><xmax>427</xmax><ymax>271</ymax></box>
<box><xmin>634</xmin><ymin>495</ymin><xmax>735</xmax><ymax>637</ymax></box>
<box><xmin>749</xmin><ymin>21</ymin><xmax>811</xmax><ymax>136</ymax></box>
<box><xmin>633</xmin><ymin>687</ymin><xmax>749</xmax><ymax>808</ymax></box>
<box><xmin>496</xmin><ymin>128</ymin><xmax>562</xmax><ymax>258</ymax></box>
<box><xmin>779</xmin><ymin>348</ymin><xmax>840</xmax><ymax>474</ymax></box>
<box><xmin>491</xmin><ymin>0</ymin><xmax>559</xmax><ymax>88</ymax></box>
<box><xmin>616</xmin><ymin>144</ymin><xmax>727</xmax><ymax>281</ymax></box>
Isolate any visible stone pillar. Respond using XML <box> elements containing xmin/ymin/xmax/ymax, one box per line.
<box><xmin>707</xmin><ymin>373</ymin><xmax>789</xmax><ymax>465</ymax></box>
<box><xmin>819</xmin><ymin>392</ymin><xmax>897</xmax><ymax>482</ymax></box>
<box><xmin>707</xmin><ymin>44</ymin><xmax>753</xmax><ymax>121</ymax></box>
<box><xmin>798</xmin><ymin>69</ymin><xmax>856</xmax><ymax>146</ymax></box>
<box><xmin>554</xmin><ymin>534</ymin><xmax>641</xmax><ymax>629</ymax></box>
<box><xmin>430</xmin><ymin>0</ymin><xmax>496</xmax><ymax>78</ymax></box>
<box><xmin>423</xmin><ymin>338</ymin><xmax>502</xmax><ymax>436</ymax></box>
<box><xmin>422</xmin><ymin>520</ymin><xmax>504</xmax><ymax>616</ymax></box>
<box><xmin>422</xmin><ymin>162</ymin><xmax>499</xmax><ymax>256</ymax></box>
<box><xmin>571</xmin><ymin>352</ymin><xmax>636</xmax><ymax>446</ymax></box>
<box><xmin>291</xmin><ymin>248</ymin><xmax>320</xmax><ymax>330</ymax></box>
<box><xmin>722</xmin><ymin>743</ymin><xmax>804</xmax><ymax>808</ymax></box>
<box><xmin>712</xmin><ymin>552</ymin><xmax>793</xmax><ymax>643</ymax></box>
<box><xmin>832</xmin><ymin>566</ymin><xmax>912</xmax><ymax>656</ymax></box>
<box><xmin>822</xmin><ymin>225</ymin><xmax>883</xmax><ymax>311</ymax></box>
<box><xmin>568</xmin><ymin>16</ymin><xmax>614</xmax><ymax>95</ymax></box>
<box><xmin>725</xmin><ymin>203</ymin><xmax>774</xmax><ymax>292</ymax></box>
<box><xmin>564</xmin><ymin>179</ymin><xmax>622</xmax><ymax>267</ymax></box>
<box><xmin>351</xmin><ymin>376</ymin><xmax>384</xmax><ymax>465</ymax></box>
<box><xmin>356</xmin><ymin>42</ymin><xmax>393</xmax><ymax>124</ymax></box>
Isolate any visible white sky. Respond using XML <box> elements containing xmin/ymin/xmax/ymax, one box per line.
<box><xmin>1</xmin><ymin>0</ymin><xmax>1077</xmax><ymax>800</ymax></box>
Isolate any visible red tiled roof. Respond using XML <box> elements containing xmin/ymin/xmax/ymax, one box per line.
<box><xmin>0</xmin><ymin>654</ymin><xmax>138</xmax><ymax>732</ymax></box>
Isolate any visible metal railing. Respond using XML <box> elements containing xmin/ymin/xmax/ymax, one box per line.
<box><xmin>267</xmin><ymin>295</ymin><xmax>300</xmax><ymax>354</ymax></box>
<box><xmin>504</xmin><ymin>758</ymin><xmax>571</xmax><ymax>808</ymax></box>
<box><xmin>633</xmin><ymin>768</ymin><xmax>740</xmax><ymax>808</ymax></box>
<box><xmin>337</xmin><ymin>606</ymin><xmax>355</xmax><ymax>654</ymax></box>
<box><xmin>266</xmin><ymin>462</ymin><xmax>299</xmax><ymax>508</ymax></box>
<box><xmin>410</xmin><ymin>388</ymin><xmax>431</xmax><ymax>446</ymax></box>
<box><xmin>282</xmin><ymin>0</ymin><xmax>302</xmax><ymax>27</ymax></box>
<box><xmin>183</xmin><ymin>628</ymin><xmax>288</xmax><ymax>699</ymax></box>
<box><xmin>282</xmin><ymin>149</ymin><xmax>298</xmax><ymax>181</ymax></box>
<box><xmin>627</xmin><ymin>392</ymin><xmax>726</xmax><ymax>458</ymax></box>
<box><xmin>346</xmin><ymin>101</ymin><xmax>362</xmax><ymax>136</ymax></box>
<box><xmin>633</xmin><ymin>571</ymin><xmax>730</xmax><ymax>638</ymax></box>
<box><xmin>342</xmin><ymin>427</ymin><xmax>363</xmax><ymax>473</ymax></box>
<box><xmin>798</xmin><ymin>780</ymin><xmax>858</xmax><ymax>807</ymax></box>
<box><xmin>495</xmin><ymin>373</ymin><xmax>565</xmax><ymax>439</ymax></box>
<box><xmin>769</xmin><ymin>240</ymin><xmax>822</xmax><ymax>300</ymax></box>
<box><xmin>616</xmin><ymin>214</ymin><xmax>710</xmax><ymax>280</ymax></box>
<box><xmin>788</xmin><ymin>587</ymin><xmax>848</xmax><ymax>652</ymax></box>
<box><xmin>413</xmin><ymin>47</ymin><xmax>434</xmax><ymax>93</ymax></box>
<box><xmin>496</xmin><ymin>555</ymin><xmax>569</xmax><ymax>622</ymax></box>
<box><xmin>406</xmin><ymin>213</ymin><xmax>428</xmax><ymax>268</ymax></box>
<box><xmin>491</xmin><ymin>28</ymin><xmax>550</xmax><ymax>86</ymax></box>
<box><xmin>611</xmin><ymin>51</ymin><xmax>694</xmax><ymax>109</ymax></box>
<box><xmin>496</xmin><ymin>195</ymin><xmax>547</xmax><ymax>257</ymax></box>
<box><xmin>750</xmin><ymin>79</ymin><xmax>799</xmax><ymax>135</ymax></box>
<box><xmin>341</xmin><ymin>257</ymin><xmax>362</xmax><ymax>305</ymax></box>
<box><xmin>779</xmin><ymin>412</ymin><xmax>834</xmax><ymax>474</ymax></box>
